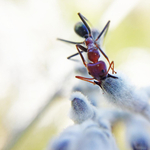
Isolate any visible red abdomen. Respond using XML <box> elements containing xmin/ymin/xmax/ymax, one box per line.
<box><xmin>87</xmin><ymin>61</ymin><xmax>107</xmax><ymax>80</ymax></box>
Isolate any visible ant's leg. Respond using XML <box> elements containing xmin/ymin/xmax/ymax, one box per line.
<box><xmin>106</xmin><ymin>61</ymin><xmax>116</xmax><ymax>74</ymax></box>
<box><xmin>67</xmin><ymin>45</ymin><xmax>87</xmax><ymax>59</ymax></box>
<box><xmin>57</xmin><ymin>38</ymin><xmax>84</xmax><ymax>44</ymax></box>
<box><xmin>111</xmin><ymin>61</ymin><xmax>116</xmax><ymax>74</ymax></box>
<box><xmin>109</xmin><ymin>61</ymin><xmax>116</xmax><ymax>74</ymax></box>
<box><xmin>75</xmin><ymin>76</ymin><xmax>96</xmax><ymax>85</ymax></box>
<box><xmin>67</xmin><ymin>51</ymin><xmax>84</xmax><ymax>59</ymax></box>
<box><xmin>76</xmin><ymin>76</ymin><xmax>94</xmax><ymax>80</ymax></box>
<box><xmin>57</xmin><ymin>38</ymin><xmax>85</xmax><ymax>59</ymax></box>
<box><xmin>95</xmin><ymin>20</ymin><xmax>110</xmax><ymax>42</ymax></box>
<box><xmin>76</xmin><ymin>45</ymin><xmax>87</xmax><ymax>52</ymax></box>
<box><xmin>76</xmin><ymin>45</ymin><xmax>88</xmax><ymax>67</ymax></box>
<box><xmin>96</xmin><ymin>44</ymin><xmax>109</xmax><ymax>63</ymax></box>
<box><xmin>96</xmin><ymin>44</ymin><xmax>116</xmax><ymax>74</ymax></box>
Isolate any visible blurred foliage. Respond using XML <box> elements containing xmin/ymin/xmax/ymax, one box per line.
<box><xmin>107</xmin><ymin>8</ymin><xmax>150</xmax><ymax>63</ymax></box>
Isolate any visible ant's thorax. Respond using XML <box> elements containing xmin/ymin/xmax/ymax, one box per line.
<box><xmin>85</xmin><ymin>37</ymin><xmax>93</xmax><ymax>47</ymax></box>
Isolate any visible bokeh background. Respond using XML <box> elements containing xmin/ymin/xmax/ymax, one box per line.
<box><xmin>1</xmin><ymin>0</ymin><xmax>150</xmax><ymax>149</ymax></box>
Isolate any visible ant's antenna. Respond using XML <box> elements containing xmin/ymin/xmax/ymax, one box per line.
<box><xmin>78</xmin><ymin>13</ymin><xmax>91</xmax><ymax>36</ymax></box>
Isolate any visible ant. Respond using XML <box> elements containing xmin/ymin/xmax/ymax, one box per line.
<box><xmin>58</xmin><ymin>13</ymin><xmax>118</xmax><ymax>86</ymax></box>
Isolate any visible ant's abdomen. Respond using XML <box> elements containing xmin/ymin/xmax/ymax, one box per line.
<box><xmin>87</xmin><ymin>61</ymin><xmax>107</xmax><ymax>80</ymax></box>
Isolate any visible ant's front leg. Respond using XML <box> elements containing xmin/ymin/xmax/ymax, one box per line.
<box><xmin>76</xmin><ymin>44</ymin><xmax>88</xmax><ymax>67</ymax></box>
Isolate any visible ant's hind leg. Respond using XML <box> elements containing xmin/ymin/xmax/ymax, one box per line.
<box><xmin>75</xmin><ymin>76</ymin><xmax>96</xmax><ymax>85</ymax></box>
<box><xmin>76</xmin><ymin>45</ymin><xmax>88</xmax><ymax>67</ymax></box>
<box><xmin>96</xmin><ymin>45</ymin><xmax>116</xmax><ymax>74</ymax></box>
<box><xmin>110</xmin><ymin>61</ymin><xmax>116</xmax><ymax>74</ymax></box>
<box><xmin>106</xmin><ymin>61</ymin><xmax>116</xmax><ymax>74</ymax></box>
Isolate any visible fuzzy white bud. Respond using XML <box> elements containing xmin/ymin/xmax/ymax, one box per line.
<box><xmin>125</xmin><ymin>116</ymin><xmax>150</xmax><ymax>150</ymax></box>
<box><xmin>69</xmin><ymin>92</ymin><xmax>98</xmax><ymax>123</ymax></box>
<box><xmin>73</xmin><ymin>120</ymin><xmax>118</xmax><ymax>150</ymax></box>
<box><xmin>49</xmin><ymin>125</ymin><xmax>81</xmax><ymax>150</ymax></box>
<box><xmin>100</xmin><ymin>73</ymin><xmax>150</xmax><ymax>121</ymax></box>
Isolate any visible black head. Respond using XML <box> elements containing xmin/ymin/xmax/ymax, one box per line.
<box><xmin>74</xmin><ymin>22</ymin><xmax>89</xmax><ymax>38</ymax></box>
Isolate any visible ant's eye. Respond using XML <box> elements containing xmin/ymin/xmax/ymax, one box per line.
<box><xmin>101</xmin><ymin>69</ymin><xmax>105</xmax><ymax>73</ymax></box>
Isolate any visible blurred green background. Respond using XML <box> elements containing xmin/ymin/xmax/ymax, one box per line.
<box><xmin>1</xmin><ymin>0</ymin><xmax>150</xmax><ymax>150</ymax></box>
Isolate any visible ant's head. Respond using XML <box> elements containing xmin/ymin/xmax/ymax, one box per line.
<box><xmin>74</xmin><ymin>22</ymin><xmax>89</xmax><ymax>38</ymax></box>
